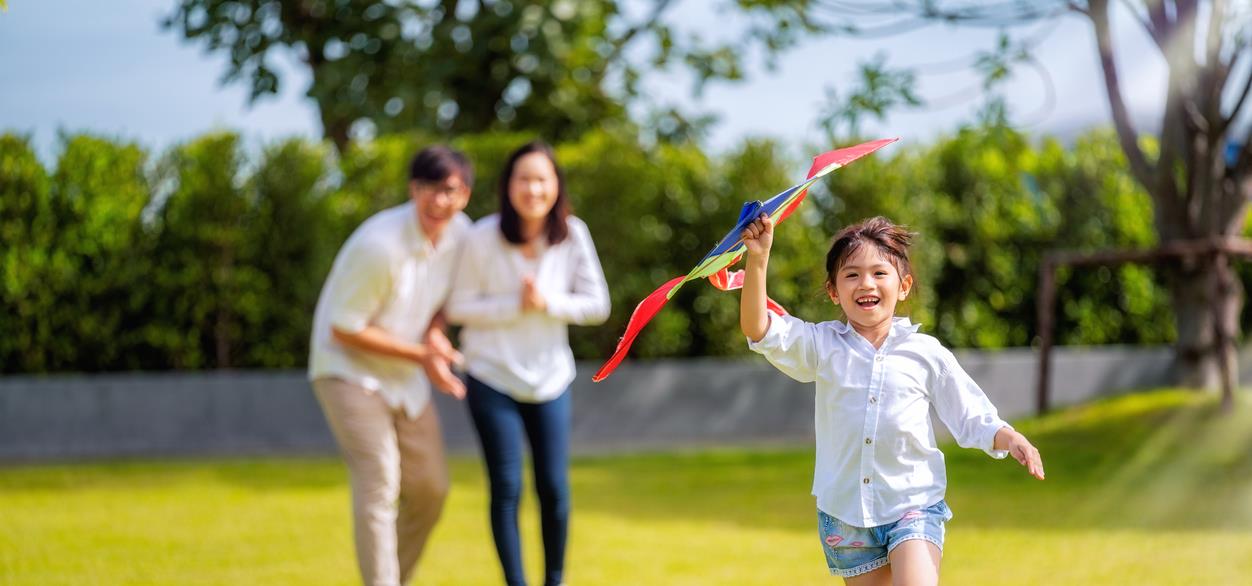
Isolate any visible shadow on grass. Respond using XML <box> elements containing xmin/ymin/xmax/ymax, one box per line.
<box><xmin>561</xmin><ymin>389</ymin><xmax>1252</xmax><ymax>532</ymax></box>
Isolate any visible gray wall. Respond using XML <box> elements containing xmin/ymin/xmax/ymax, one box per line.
<box><xmin>0</xmin><ymin>346</ymin><xmax>1231</xmax><ymax>461</ymax></box>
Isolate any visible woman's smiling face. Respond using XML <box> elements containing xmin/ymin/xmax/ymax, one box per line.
<box><xmin>507</xmin><ymin>151</ymin><xmax>560</xmax><ymax>224</ymax></box>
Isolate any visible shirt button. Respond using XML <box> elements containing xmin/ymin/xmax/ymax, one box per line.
<box><xmin>875</xmin><ymin>355</ymin><xmax>884</xmax><ymax>362</ymax></box>
<box><xmin>865</xmin><ymin>438</ymin><xmax>872</xmax><ymax>445</ymax></box>
<box><xmin>869</xmin><ymin>396</ymin><xmax>877</xmax><ymax>404</ymax></box>
<box><xmin>863</xmin><ymin>477</ymin><xmax>871</xmax><ymax>484</ymax></box>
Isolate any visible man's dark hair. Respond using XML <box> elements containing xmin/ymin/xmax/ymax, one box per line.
<box><xmin>408</xmin><ymin>145</ymin><xmax>473</xmax><ymax>188</ymax></box>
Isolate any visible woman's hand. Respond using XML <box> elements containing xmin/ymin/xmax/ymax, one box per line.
<box><xmin>521</xmin><ymin>276</ymin><xmax>547</xmax><ymax>313</ymax></box>
<box><xmin>741</xmin><ymin>214</ymin><xmax>774</xmax><ymax>258</ymax></box>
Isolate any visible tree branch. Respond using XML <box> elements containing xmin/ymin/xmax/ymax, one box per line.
<box><xmin>1221</xmin><ymin>57</ymin><xmax>1252</xmax><ymax>137</ymax></box>
<box><xmin>1115</xmin><ymin>0</ymin><xmax>1160</xmax><ymax>46</ymax></box>
<box><xmin>1088</xmin><ymin>0</ymin><xmax>1156</xmax><ymax>190</ymax></box>
<box><xmin>601</xmin><ymin>0</ymin><xmax>676</xmax><ymax>66</ymax></box>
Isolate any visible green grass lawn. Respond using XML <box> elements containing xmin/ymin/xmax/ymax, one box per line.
<box><xmin>3</xmin><ymin>389</ymin><xmax>1252</xmax><ymax>585</ymax></box>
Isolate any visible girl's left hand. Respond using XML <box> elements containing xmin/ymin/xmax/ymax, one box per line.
<box><xmin>521</xmin><ymin>276</ymin><xmax>547</xmax><ymax>313</ymax></box>
<box><xmin>1008</xmin><ymin>435</ymin><xmax>1045</xmax><ymax>480</ymax></box>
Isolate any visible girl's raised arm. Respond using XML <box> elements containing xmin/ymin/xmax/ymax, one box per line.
<box><xmin>740</xmin><ymin>214</ymin><xmax>774</xmax><ymax>342</ymax></box>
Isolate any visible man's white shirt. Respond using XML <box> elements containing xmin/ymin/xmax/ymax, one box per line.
<box><xmin>309</xmin><ymin>202</ymin><xmax>471</xmax><ymax>419</ymax></box>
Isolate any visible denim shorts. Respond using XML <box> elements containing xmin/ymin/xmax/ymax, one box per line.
<box><xmin>816</xmin><ymin>500</ymin><xmax>953</xmax><ymax>578</ymax></box>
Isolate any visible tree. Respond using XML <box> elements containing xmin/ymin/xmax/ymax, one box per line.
<box><xmin>163</xmin><ymin>0</ymin><xmax>803</xmax><ymax>152</ymax></box>
<box><xmin>48</xmin><ymin>135</ymin><xmax>152</xmax><ymax>371</ymax></box>
<box><xmin>145</xmin><ymin>132</ymin><xmax>255</xmax><ymax>369</ymax></box>
<box><xmin>0</xmin><ymin>135</ymin><xmax>57</xmax><ymax>373</ymax></box>
<box><xmin>797</xmin><ymin>0</ymin><xmax>1252</xmax><ymax>391</ymax></box>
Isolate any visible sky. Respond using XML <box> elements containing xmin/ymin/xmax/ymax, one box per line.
<box><xmin>0</xmin><ymin>1</ymin><xmax>1169</xmax><ymax>163</ymax></box>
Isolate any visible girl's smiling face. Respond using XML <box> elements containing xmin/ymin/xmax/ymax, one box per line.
<box><xmin>827</xmin><ymin>244</ymin><xmax>913</xmax><ymax>331</ymax></box>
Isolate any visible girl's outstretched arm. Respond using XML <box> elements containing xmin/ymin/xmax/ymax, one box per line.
<box><xmin>994</xmin><ymin>426</ymin><xmax>1046</xmax><ymax>480</ymax></box>
<box><xmin>740</xmin><ymin>214</ymin><xmax>774</xmax><ymax>342</ymax></box>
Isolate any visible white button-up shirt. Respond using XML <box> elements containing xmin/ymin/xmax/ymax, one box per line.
<box><xmin>447</xmin><ymin>214</ymin><xmax>610</xmax><ymax>403</ymax></box>
<box><xmin>308</xmin><ymin>202</ymin><xmax>471</xmax><ymax>419</ymax></box>
<box><xmin>749</xmin><ymin>313</ymin><xmax>1010</xmax><ymax>527</ymax></box>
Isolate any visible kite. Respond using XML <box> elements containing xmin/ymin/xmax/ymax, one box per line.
<box><xmin>592</xmin><ymin>137</ymin><xmax>898</xmax><ymax>382</ymax></box>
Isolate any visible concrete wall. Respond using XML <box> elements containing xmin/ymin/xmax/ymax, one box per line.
<box><xmin>0</xmin><ymin>346</ymin><xmax>1230</xmax><ymax>461</ymax></box>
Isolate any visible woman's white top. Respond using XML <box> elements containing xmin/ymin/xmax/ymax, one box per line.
<box><xmin>308</xmin><ymin>202</ymin><xmax>471</xmax><ymax>419</ymax></box>
<box><xmin>447</xmin><ymin>214</ymin><xmax>610</xmax><ymax>402</ymax></box>
<box><xmin>748</xmin><ymin>313</ymin><xmax>1010</xmax><ymax>527</ymax></box>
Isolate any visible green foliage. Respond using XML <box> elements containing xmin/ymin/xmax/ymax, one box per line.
<box><xmin>240</xmin><ymin>139</ymin><xmax>335</xmax><ymax>367</ymax></box>
<box><xmin>0</xmin><ymin>123</ymin><xmax>1191</xmax><ymax>373</ymax></box>
<box><xmin>143</xmin><ymin>131</ymin><xmax>255</xmax><ymax>368</ymax></box>
<box><xmin>162</xmin><ymin>1</ymin><xmax>798</xmax><ymax>151</ymax></box>
<box><xmin>0</xmin><ymin>134</ymin><xmax>57</xmax><ymax>373</ymax></box>
<box><xmin>47</xmin><ymin>134</ymin><xmax>152</xmax><ymax>371</ymax></box>
<box><xmin>854</xmin><ymin>124</ymin><xmax>1173</xmax><ymax>349</ymax></box>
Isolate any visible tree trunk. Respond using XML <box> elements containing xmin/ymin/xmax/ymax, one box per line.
<box><xmin>321</xmin><ymin>111</ymin><xmax>351</xmax><ymax>154</ymax></box>
<box><xmin>1168</xmin><ymin>254</ymin><xmax>1241</xmax><ymax>391</ymax></box>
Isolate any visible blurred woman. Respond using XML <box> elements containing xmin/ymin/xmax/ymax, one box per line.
<box><xmin>447</xmin><ymin>140</ymin><xmax>610</xmax><ymax>586</ymax></box>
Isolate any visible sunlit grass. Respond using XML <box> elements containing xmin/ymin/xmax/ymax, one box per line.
<box><xmin>1</xmin><ymin>389</ymin><xmax>1251</xmax><ymax>585</ymax></box>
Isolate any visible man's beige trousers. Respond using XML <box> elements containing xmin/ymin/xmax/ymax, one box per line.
<box><xmin>313</xmin><ymin>378</ymin><xmax>450</xmax><ymax>586</ymax></box>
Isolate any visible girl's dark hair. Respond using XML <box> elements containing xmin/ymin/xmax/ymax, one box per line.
<box><xmin>498</xmin><ymin>140</ymin><xmax>570</xmax><ymax>245</ymax></box>
<box><xmin>825</xmin><ymin>216</ymin><xmax>916</xmax><ymax>286</ymax></box>
<box><xmin>409</xmin><ymin>145</ymin><xmax>474</xmax><ymax>188</ymax></box>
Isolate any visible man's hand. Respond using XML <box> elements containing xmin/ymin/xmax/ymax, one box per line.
<box><xmin>421</xmin><ymin>356</ymin><xmax>465</xmax><ymax>399</ymax></box>
<box><xmin>424</xmin><ymin>325</ymin><xmax>463</xmax><ymax>367</ymax></box>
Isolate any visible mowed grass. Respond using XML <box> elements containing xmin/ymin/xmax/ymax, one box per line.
<box><xmin>3</xmin><ymin>389</ymin><xmax>1252</xmax><ymax>585</ymax></box>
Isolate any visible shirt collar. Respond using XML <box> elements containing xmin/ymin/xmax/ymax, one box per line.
<box><xmin>832</xmin><ymin>316</ymin><xmax>921</xmax><ymax>338</ymax></box>
<box><xmin>402</xmin><ymin>201</ymin><xmax>438</xmax><ymax>257</ymax></box>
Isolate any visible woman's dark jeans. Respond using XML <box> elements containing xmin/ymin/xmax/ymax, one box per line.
<box><xmin>466</xmin><ymin>376</ymin><xmax>570</xmax><ymax>586</ymax></box>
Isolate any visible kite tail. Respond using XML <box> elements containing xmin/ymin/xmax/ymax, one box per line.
<box><xmin>592</xmin><ymin>268</ymin><xmax>790</xmax><ymax>383</ymax></box>
<box><xmin>592</xmin><ymin>276</ymin><xmax>685</xmax><ymax>382</ymax></box>
<box><xmin>708</xmin><ymin>267</ymin><xmax>788</xmax><ymax>316</ymax></box>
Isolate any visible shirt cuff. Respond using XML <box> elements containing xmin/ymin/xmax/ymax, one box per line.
<box><xmin>330</xmin><ymin>313</ymin><xmax>371</xmax><ymax>335</ymax></box>
<box><xmin>985</xmin><ymin>422</ymin><xmax>1012</xmax><ymax>459</ymax></box>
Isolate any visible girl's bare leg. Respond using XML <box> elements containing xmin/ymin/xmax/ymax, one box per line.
<box><xmin>887</xmin><ymin>540</ymin><xmax>940</xmax><ymax>586</ymax></box>
<box><xmin>844</xmin><ymin>565</ymin><xmax>892</xmax><ymax>586</ymax></box>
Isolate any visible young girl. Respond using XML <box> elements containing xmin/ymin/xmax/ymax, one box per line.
<box><xmin>739</xmin><ymin>215</ymin><xmax>1044</xmax><ymax>585</ymax></box>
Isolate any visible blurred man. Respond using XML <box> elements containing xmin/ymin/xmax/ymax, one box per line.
<box><xmin>309</xmin><ymin>145</ymin><xmax>472</xmax><ymax>586</ymax></box>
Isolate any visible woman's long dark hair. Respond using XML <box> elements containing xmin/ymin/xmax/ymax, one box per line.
<box><xmin>498</xmin><ymin>140</ymin><xmax>570</xmax><ymax>245</ymax></box>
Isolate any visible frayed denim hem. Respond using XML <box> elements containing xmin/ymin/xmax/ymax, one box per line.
<box><xmin>886</xmin><ymin>533</ymin><xmax>944</xmax><ymax>555</ymax></box>
<box><xmin>829</xmin><ymin>555</ymin><xmax>889</xmax><ymax>578</ymax></box>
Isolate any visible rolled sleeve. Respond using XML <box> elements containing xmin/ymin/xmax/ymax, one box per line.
<box><xmin>747</xmin><ymin>312</ymin><xmax>819</xmax><ymax>384</ymax></box>
<box><xmin>324</xmin><ymin>238</ymin><xmax>392</xmax><ymax>334</ymax></box>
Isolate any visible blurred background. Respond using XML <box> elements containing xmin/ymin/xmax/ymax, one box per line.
<box><xmin>2</xmin><ymin>1</ymin><xmax>1251</xmax><ymax>584</ymax></box>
